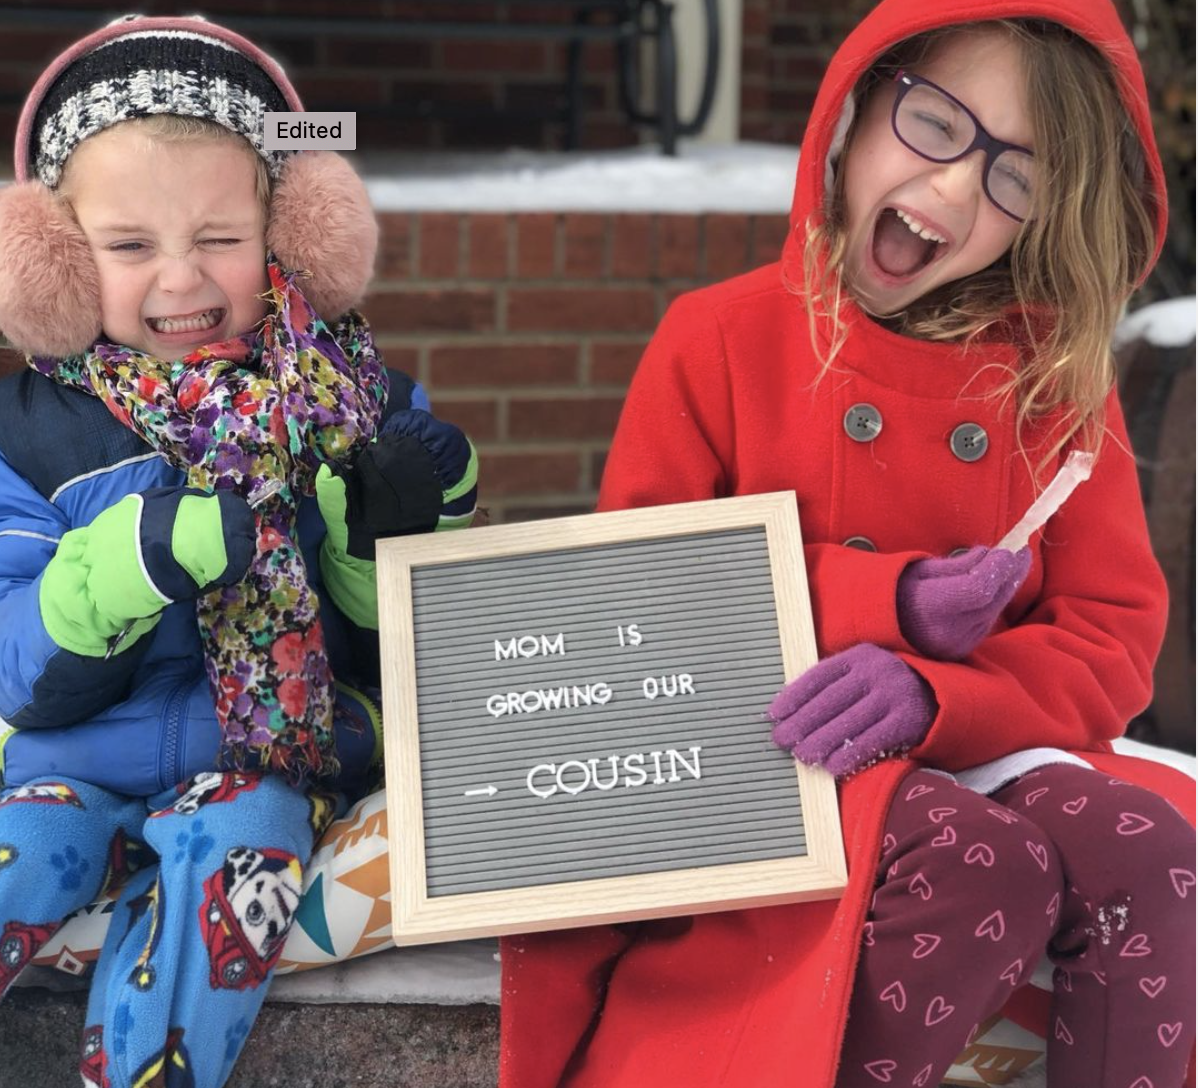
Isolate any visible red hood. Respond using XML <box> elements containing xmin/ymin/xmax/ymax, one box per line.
<box><xmin>782</xmin><ymin>0</ymin><xmax>1167</xmax><ymax>281</ymax></box>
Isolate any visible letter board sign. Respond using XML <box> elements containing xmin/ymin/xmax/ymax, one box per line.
<box><xmin>377</xmin><ymin>492</ymin><xmax>846</xmax><ymax>945</ymax></box>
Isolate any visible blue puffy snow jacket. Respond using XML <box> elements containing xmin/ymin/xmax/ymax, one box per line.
<box><xmin>0</xmin><ymin>366</ymin><xmax>435</xmax><ymax>797</ymax></box>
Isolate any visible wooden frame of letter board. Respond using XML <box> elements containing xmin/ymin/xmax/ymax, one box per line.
<box><xmin>377</xmin><ymin>491</ymin><xmax>847</xmax><ymax>945</ymax></box>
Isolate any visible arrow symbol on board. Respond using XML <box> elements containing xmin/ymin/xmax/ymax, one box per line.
<box><xmin>464</xmin><ymin>785</ymin><xmax>498</xmax><ymax>798</ymax></box>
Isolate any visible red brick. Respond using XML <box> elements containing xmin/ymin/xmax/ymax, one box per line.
<box><xmin>508</xmin><ymin>397</ymin><xmax>625</xmax><ymax>440</ymax></box>
<box><xmin>751</xmin><ymin>215</ymin><xmax>793</xmax><ymax>266</ymax></box>
<box><xmin>590</xmin><ymin>342</ymin><xmax>645</xmax><ymax>387</ymax></box>
<box><xmin>377</xmin><ymin>346</ymin><xmax>420</xmax><ymax>378</ymax></box>
<box><xmin>356</xmin><ymin>113</ymin><xmax>435</xmax><ymax>150</ymax></box>
<box><xmin>429</xmin><ymin>344</ymin><xmax>579</xmax><ymax>387</ymax></box>
<box><xmin>376</xmin><ymin>214</ymin><xmax>413</xmax><ymax>278</ymax></box>
<box><xmin>502</xmin><ymin>502</ymin><xmax>596</xmax><ymax>523</ymax></box>
<box><xmin>507</xmin><ymin>288</ymin><xmax>655</xmax><ymax>333</ymax></box>
<box><xmin>610</xmin><ymin>215</ymin><xmax>654</xmax><ymax>279</ymax></box>
<box><xmin>515</xmin><ymin>214</ymin><xmax>559</xmax><ymax>278</ymax></box>
<box><xmin>705</xmin><ymin>214</ymin><xmax>753</xmax><ymax>279</ymax></box>
<box><xmin>0</xmin><ymin>29</ymin><xmax>76</xmax><ymax>64</ymax></box>
<box><xmin>656</xmin><ymin>217</ymin><xmax>701</xmax><ymax>279</ymax></box>
<box><xmin>508</xmin><ymin>3</ymin><xmax>572</xmax><ymax>24</ymax></box>
<box><xmin>429</xmin><ymin>398</ymin><xmax>500</xmax><ymax>443</ymax></box>
<box><xmin>0</xmin><ymin>347</ymin><xmax>23</xmax><ymax>378</ymax></box>
<box><xmin>419</xmin><ymin>214</ymin><xmax>462</xmax><ymax>279</ymax></box>
<box><xmin>292</xmin><ymin>74</ymin><xmax>387</xmax><ymax>107</ymax></box>
<box><xmin>272</xmin><ymin>0</ymin><xmax>395</xmax><ymax>14</ymax></box>
<box><xmin>442</xmin><ymin>41</ymin><xmax>549</xmax><ymax>73</ymax></box>
<box><xmin>467</xmin><ymin>215</ymin><xmax>510</xmax><ymax>279</ymax></box>
<box><xmin>662</xmin><ymin>285</ymin><xmax>696</xmax><ymax>309</ymax></box>
<box><xmin>324</xmin><ymin>39</ymin><xmax>432</xmax><ymax>69</ymax></box>
<box><xmin>365</xmin><ymin>288</ymin><xmax>497</xmax><ymax>333</ymax></box>
<box><xmin>741</xmin><ymin>4</ymin><xmax>771</xmax><ymax>36</ymax></box>
<box><xmin>562</xmin><ymin>215</ymin><xmax>608</xmax><ymax>278</ymax></box>
<box><xmin>589</xmin><ymin>450</ymin><xmax>609</xmax><ymax>490</ymax></box>
<box><xmin>443</xmin><ymin>115</ymin><xmax>548</xmax><ymax>151</ymax></box>
<box><xmin>393</xmin><ymin>80</ymin><xmax>495</xmax><ymax>108</ymax></box>
<box><xmin>393</xmin><ymin>1</ymin><xmax>494</xmax><ymax>19</ymax></box>
<box><xmin>507</xmin><ymin>81</ymin><xmax>604</xmax><ymax>113</ymax></box>
<box><xmin>478</xmin><ymin>451</ymin><xmax>582</xmax><ymax>496</ymax></box>
<box><xmin>739</xmin><ymin>83</ymin><xmax>770</xmax><ymax>113</ymax></box>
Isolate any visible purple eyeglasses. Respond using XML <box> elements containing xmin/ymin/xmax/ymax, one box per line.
<box><xmin>890</xmin><ymin>70</ymin><xmax>1036</xmax><ymax>222</ymax></box>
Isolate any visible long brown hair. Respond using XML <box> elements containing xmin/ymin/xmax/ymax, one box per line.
<box><xmin>800</xmin><ymin>19</ymin><xmax>1158</xmax><ymax>472</ymax></box>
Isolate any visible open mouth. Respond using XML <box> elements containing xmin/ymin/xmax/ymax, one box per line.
<box><xmin>871</xmin><ymin>208</ymin><xmax>948</xmax><ymax>280</ymax></box>
<box><xmin>146</xmin><ymin>308</ymin><xmax>225</xmax><ymax>336</ymax></box>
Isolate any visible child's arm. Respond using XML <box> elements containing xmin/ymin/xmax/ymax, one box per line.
<box><xmin>0</xmin><ymin>466</ymin><xmax>254</xmax><ymax>731</ymax></box>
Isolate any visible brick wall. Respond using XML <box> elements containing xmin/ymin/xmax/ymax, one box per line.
<box><xmin>739</xmin><ymin>0</ymin><xmax>864</xmax><ymax>146</ymax></box>
<box><xmin>366</xmin><ymin>209</ymin><xmax>790</xmax><ymax>522</ymax></box>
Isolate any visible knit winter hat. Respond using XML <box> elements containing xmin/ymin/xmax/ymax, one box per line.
<box><xmin>0</xmin><ymin>14</ymin><xmax>379</xmax><ymax>357</ymax></box>
<box><xmin>15</xmin><ymin>14</ymin><xmax>303</xmax><ymax>188</ymax></box>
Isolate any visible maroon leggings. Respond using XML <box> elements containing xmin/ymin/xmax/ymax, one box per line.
<box><xmin>837</xmin><ymin>763</ymin><xmax>1195</xmax><ymax>1088</ymax></box>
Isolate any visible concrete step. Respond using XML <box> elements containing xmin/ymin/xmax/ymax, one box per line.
<box><xmin>3</xmin><ymin>988</ymin><xmax>500</xmax><ymax>1088</ymax></box>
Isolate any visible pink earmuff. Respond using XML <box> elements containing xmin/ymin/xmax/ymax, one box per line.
<box><xmin>0</xmin><ymin>150</ymin><xmax>378</xmax><ymax>358</ymax></box>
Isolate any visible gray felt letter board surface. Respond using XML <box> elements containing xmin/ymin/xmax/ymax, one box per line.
<box><xmin>377</xmin><ymin>492</ymin><xmax>846</xmax><ymax>944</ymax></box>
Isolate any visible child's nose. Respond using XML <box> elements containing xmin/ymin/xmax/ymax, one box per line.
<box><xmin>156</xmin><ymin>253</ymin><xmax>206</xmax><ymax>294</ymax></box>
<box><xmin>929</xmin><ymin>153</ymin><xmax>985</xmax><ymax>208</ymax></box>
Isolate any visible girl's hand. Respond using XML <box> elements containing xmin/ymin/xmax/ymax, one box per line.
<box><xmin>321</xmin><ymin>409</ymin><xmax>478</xmax><ymax>561</ymax></box>
<box><xmin>897</xmin><ymin>545</ymin><xmax>1031</xmax><ymax>660</ymax></box>
<box><xmin>768</xmin><ymin>643</ymin><xmax>935</xmax><ymax>778</ymax></box>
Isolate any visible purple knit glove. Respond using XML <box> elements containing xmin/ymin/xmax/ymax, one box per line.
<box><xmin>768</xmin><ymin>643</ymin><xmax>936</xmax><ymax>777</ymax></box>
<box><xmin>897</xmin><ymin>546</ymin><xmax>1032</xmax><ymax>660</ymax></box>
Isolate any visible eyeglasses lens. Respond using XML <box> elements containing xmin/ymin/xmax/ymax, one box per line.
<box><xmin>895</xmin><ymin>83</ymin><xmax>1034</xmax><ymax>221</ymax></box>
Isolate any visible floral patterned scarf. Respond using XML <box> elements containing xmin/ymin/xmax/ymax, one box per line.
<box><xmin>30</xmin><ymin>262</ymin><xmax>387</xmax><ymax>779</ymax></box>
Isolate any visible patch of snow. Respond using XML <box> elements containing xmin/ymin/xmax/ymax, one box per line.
<box><xmin>1113</xmin><ymin>296</ymin><xmax>1196</xmax><ymax>349</ymax></box>
<box><xmin>1113</xmin><ymin>736</ymin><xmax>1197</xmax><ymax>778</ymax></box>
<box><xmin>267</xmin><ymin>940</ymin><xmax>501</xmax><ymax>1006</ymax></box>
<box><xmin>357</xmin><ymin>140</ymin><xmax>798</xmax><ymax>213</ymax></box>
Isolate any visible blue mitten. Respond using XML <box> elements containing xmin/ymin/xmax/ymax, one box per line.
<box><xmin>768</xmin><ymin>643</ymin><xmax>936</xmax><ymax>777</ymax></box>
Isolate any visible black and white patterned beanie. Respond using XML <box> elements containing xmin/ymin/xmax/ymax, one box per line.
<box><xmin>15</xmin><ymin>14</ymin><xmax>303</xmax><ymax>188</ymax></box>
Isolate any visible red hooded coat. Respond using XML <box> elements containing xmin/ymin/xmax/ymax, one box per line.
<box><xmin>498</xmin><ymin>2</ymin><xmax>1194</xmax><ymax>1085</ymax></box>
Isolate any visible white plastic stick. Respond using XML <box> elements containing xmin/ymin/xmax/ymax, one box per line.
<box><xmin>997</xmin><ymin>450</ymin><xmax>1095</xmax><ymax>551</ymax></box>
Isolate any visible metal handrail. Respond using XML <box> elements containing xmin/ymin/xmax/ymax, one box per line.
<box><xmin>618</xmin><ymin>0</ymin><xmax>719</xmax><ymax>142</ymax></box>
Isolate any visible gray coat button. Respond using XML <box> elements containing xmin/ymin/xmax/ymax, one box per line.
<box><xmin>844</xmin><ymin>403</ymin><xmax>883</xmax><ymax>442</ymax></box>
<box><xmin>950</xmin><ymin>423</ymin><xmax>988</xmax><ymax>462</ymax></box>
<box><xmin>949</xmin><ymin>547</ymin><xmax>972</xmax><ymax>558</ymax></box>
<box><xmin>843</xmin><ymin>536</ymin><xmax>877</xmax><ymax>552</ymax></box>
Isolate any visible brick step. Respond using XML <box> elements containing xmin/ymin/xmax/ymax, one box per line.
<box><xmin>3</xmin><ymin>988</ymin><xmax>500</xmax><ymax>1088</ymax></box>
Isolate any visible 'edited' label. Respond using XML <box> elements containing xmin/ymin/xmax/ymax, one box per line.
<box><xmin>264</xmin><ymin>112</ymin><xmax>356</xmax><ymax>151</ymax></box>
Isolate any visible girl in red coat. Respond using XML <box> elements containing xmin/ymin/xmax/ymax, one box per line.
<box><xmin>499</xmin><ymin>1</ymin><xmax>1195</xmax><ymax>1086</ymax></box>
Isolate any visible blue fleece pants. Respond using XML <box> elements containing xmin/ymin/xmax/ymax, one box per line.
<box><xmin>0</xmin><ymin>771</ymin><xmax>340</xmax><ymax>1088</ymax></box>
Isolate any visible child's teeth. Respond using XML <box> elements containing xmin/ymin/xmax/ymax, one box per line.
<box><xmin>151</xmin><ymin>309</ymin><xmax>220</xmax><ymax>334</ymax></box>
<box><xmin>895</xmin><ymin>210</ymin><xmax>946</xmax><ymax>245</ymax></box>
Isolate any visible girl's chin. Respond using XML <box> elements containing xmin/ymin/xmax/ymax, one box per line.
<box><xmin>845</xmin><ymin>256</ymin><xmax>938</xmax><ymax>317</ymax></box>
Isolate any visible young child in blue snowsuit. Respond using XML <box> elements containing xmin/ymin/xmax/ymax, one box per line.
<box><xmin>0</xmin><ymin>16</ymin><xmax>477</xmax><ymax>1087</ymax></box>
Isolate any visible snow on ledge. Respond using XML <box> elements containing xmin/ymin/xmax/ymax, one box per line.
<box><xmin>358</xmin><ymin>141</ymin><xmax>798</xmax><ymax>214</ymax></box>
<box><xmin>1113</xmin><ymin>296</ymin><xmax>1196</xmax><ymax>350</ymax></box>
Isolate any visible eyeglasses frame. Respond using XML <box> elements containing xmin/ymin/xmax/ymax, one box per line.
<box><xmin>890</xmin><ymin>70</ymin><xmax>1035</xmax><ymax>223</ymax></box>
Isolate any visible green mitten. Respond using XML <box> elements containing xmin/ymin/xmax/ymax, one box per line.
<box><xmin>40</xmin><ymin>487</ymin><xmax>255</xmax><ymax>657</ymax></box>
